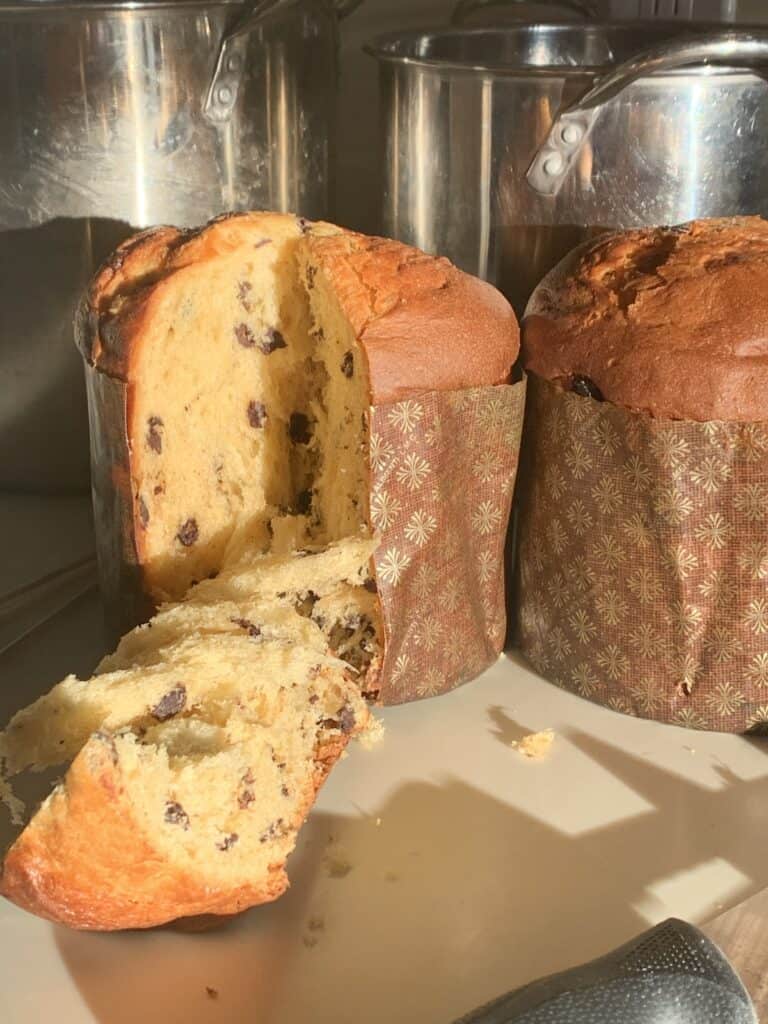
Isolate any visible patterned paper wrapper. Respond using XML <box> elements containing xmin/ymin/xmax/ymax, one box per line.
<box><xmin>514</xmin><ymin>375</ymin><xmax>768</xmax><ymax>734</ymax></box>
<box><xmin>369</xmin><ymin>380</ymin><xmax>526</xmax><ymax>705</ymax></box>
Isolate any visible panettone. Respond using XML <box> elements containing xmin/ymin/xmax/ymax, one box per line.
<box><xmin>0</xmin><ymin>544</ymin><xmax>375</xmax><ymax>930</ymax></box>
<box><xmin>523</xmin><ymin>217</ymin><xmax>768</xmax><ymax>421</ymax></box>
<box><xmin>76</xmin><ymin>212</ymin><xmax>518</xmax><ymax>629</ymax></box>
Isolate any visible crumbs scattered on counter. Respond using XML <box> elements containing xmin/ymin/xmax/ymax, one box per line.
<box><xmin>303</xmin><ymin>915</ymin><xmax>325</xmax><ymax>948</ymax></box>
<box><xmin>384</xmin><ymin>870</ymin><xmax>399</xmax><ymax>883</ymax></box>
<box><xmin>324</xmin><ymin>835</ymin><xmax>353</xmax><ymax>878</ymax></box>
<box><xmin>513</xmin><ymin>729</ymin><xmax>555</xmax><ymax>760</ymax></box>
<box><xmin>359</xmin><ymin>717</ymin><xmax>386</xmax><ymax>750</ymax></box>
<box><xmin>205</xmin><ymin>987</ymin><xmax>219</xmax><ymax>1000</ymax></box>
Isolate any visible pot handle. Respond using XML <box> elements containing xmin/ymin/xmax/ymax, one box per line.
<box><xmin>204</xmin><ymin>0</ymin><xmax>358</xmax><ymax>125</ymax></box>
<box><xmin>526</xmin><ymin>30</ymin><xmax>768</xmax><ymax>196</ymax></box>
<box><xmin>452</xmin><ymin>0</ymin><xmax>598</xmax><ymax>24</ymax></box>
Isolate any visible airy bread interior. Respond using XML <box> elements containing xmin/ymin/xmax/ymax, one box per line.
<box><xmin>128</xmin><ymin>219</ymin><xmax>371</xmax><ymax>603</ymax></box>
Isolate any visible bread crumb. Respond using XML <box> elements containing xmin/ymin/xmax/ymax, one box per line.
<box><xmin>205</xmin><ymin>987</ymin><xmax>219</xmax><ymax>1000</ymax></box>
<box><xmin>384</xmin><ymin>870</ymin><xmax>399</xmax><ymax>883</ymax></box>
<box><xmin>513</xmin><ymin>729</ymin><xmax>554</xmax><ymax>760</ymax></box>
<box><xmin>375</xmin><ymin>817</ymin><xmax>382</xmax><ymax>826</ymax></box>
<box><xmin>358</xmin><ymin>716</ymin><xmax>385</xmax><ymax>750</ymax></box>
<box><xmin>303</xmin><ymin>934</ymin><xmax>319</xmax><ymax>948</ymax></box>
<box><xmin>325</xmin><ymin>854</ymin><xmax>352</xmax><ymax>878</ymax></box>
<box><xmin>307</xmin><ymin>915</ymin><xmax>325</xmax><ymax>932</ymax></box>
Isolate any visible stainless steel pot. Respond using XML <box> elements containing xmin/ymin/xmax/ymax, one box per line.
<box><xmin>0</xmin><ymin>0</ymin><xmax>358</xmax><ymax>493</ymax></box>
<box><xmin>366</xmin><ymin>24</ymin><xmax>768</xmax><ymax>314</ymax></box>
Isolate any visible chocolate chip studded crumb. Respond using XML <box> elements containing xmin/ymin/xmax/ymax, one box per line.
<box><xmin>339</xmin><ymin>706</ymin><xmax>356</xmax><ymax>735</ymax></box>
<box><xmin>260</xmin><ymin>819</ymin><xmax>287</xmax><ymax>843</ymax></box>
<box><xmin>235</xmin><ymin>322</ymin><xmax>255</xmax><ymax>348</ymax></box>
<box><xmin>237</xmin><ymin>280</ymin><xmax>252</xmax><ymax>312</ymax></box>
<box><xmin>363</xmin><ymin>577</ymin><xmax>378</xmax><ymax>593</ymax></box>
<box><xmin>258</xmin><ymin>327</ymin><xmax>287</xmax><ymax>355</ymax></box>
<box><xmin>146</xmin><ymin>416</ymin><xmax>163</xmax><ymax>453</ymax></box>
<box><xmin>151</xmin><ymin>684</ymin><xmax>187</xmax><ymax>722</ymax></box>
<box><xmin>289</xmin><ymin>412</ymin><xmax>313</xmax><ymax>445</ymax></box>
<box><xmin>176</xmin><ymin>518</ymin><xmax>199</xmax><ymax>547</ymax></box>
<box><xmin>570</xmin><ymin>375</ymin><xmax>604</xmax><ymax>401</ymax></box>
<box><xmin>230</xmin><ymin>617</ymin><xmax>262</xmax><ymax>639</ymax></box>
<box><xmin>165</xmin><ymin>801</ymin><xmax>190</xmax><ymax>829</ymax></box>
<box><xmin>247</xmin><ymin>400</ymin><xmax>267</xmax><ymax>428</ymax></box>
<box><xmin>138</xmin><ymin>495</ymin><xmax>149</xmax><ymax>529</ymax></box>
<box><xmin>216</xmin><ymin>833</ymin><xmax>239</xmax><ymax>852</ymax></box>
<box><xmin>341</xmin><ymin>351</ymin><xmax>354</xmax><ymax>378</ymax></box>
<box><xmin>205</xmin><ymin>987</ymin><xmax>219</xmax><ymax>1000</ymax></box>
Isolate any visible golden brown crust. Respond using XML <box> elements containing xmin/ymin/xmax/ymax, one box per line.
<box><xmin>1</xmin><ymin>729</ymin><xmax>350</xmax><ymax>931</ymax></box>
<box><xmin>522</xmin><ymin>216</ymin><xmax>768</xmax><ymax>422</ymax></box>
<box><xmin>306</xmin><ymin>230</ymin><xmax>519</xmax><ymax>403</ymax></box>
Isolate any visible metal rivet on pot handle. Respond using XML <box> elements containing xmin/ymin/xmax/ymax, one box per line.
<box><xmin>526</xmin><ymin>30</ymin><xmax>768</xmax><ymax>197</ymax></box>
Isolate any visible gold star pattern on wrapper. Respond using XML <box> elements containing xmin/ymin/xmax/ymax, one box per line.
<box><xmin>515</xmin><ymin>377</ymin><xmax>768</xmax><ymax>733</ymax></box>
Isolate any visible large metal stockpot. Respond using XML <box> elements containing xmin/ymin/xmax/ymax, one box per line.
<box><xmin>0</xmin><ymin>0</ymin><xmax>357</xmax><ymax>493</ymax></box>
<box><xmin>366</xmin><ymin>24</ymin><xmax>768</xmax><ymax>314</ymax></box>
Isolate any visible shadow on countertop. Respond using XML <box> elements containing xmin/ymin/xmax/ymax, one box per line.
<box><xmin>53</xmin><ymin>723</ymin><xmax>768</xmax><ymax>1024</ymax></box>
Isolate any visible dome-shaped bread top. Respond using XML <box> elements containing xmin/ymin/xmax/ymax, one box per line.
<box><xmin>523</xmin><ymin>217</ymin><xmax>768</xmax><ymax>421</ymax></box>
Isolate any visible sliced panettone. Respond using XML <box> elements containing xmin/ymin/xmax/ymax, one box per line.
<box><xmin>0</xmin><ymin>630</ymin><xmax>370</xmax><ymax>931</ymax></box>
<box><xmin>76</xmin><ymin>212</ymin><xmax>518</xmax><ymax>631</ymax></box>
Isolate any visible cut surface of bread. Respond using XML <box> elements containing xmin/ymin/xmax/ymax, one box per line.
<box><xmin>78</xmin><ymin>212</ymin><xmax>519</xmax><ymax>624</ymax></box>
<box><xmin>0</xmin><ymin>630</ymin><xmax>369</xmax><ymax>930</ymax></box>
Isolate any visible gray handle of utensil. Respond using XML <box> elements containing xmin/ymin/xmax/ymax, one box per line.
<box><xmin>454</xmin><ymin>919</ymin><xmax>757</xmax><ymax>1024</ymax></box>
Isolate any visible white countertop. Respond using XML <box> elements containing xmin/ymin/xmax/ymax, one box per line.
<box><xmin>0</xmin><ymin>496</ymin><xmax>766</xmax><ymax>1024</ymax></box>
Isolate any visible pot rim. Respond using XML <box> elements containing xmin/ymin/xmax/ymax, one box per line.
<box><xmin>364</xmin><ymin>21</ymin><xmax>768</xmax><ymax>76</ymax></box>
<box><xmin>0</xmin><ymin>0</ymin><xmax>242</xmax><ymax>11</ymax></box>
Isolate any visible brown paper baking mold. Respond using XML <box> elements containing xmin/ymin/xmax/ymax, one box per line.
<box><xmin>514</xmin><ymin>375</ymin><xmax>768</xmax><ymax>733</ymax></box>
<box><xmin>369</xmin><ymin>380</ymin><xmax>525</xmax><ymax>705</ymax></box>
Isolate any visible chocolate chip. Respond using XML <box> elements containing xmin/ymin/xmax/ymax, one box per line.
<box><xmin>216</xmin><ymin>833</ymin><xmax>239</xmax><ymax>851</ymax></box>
<box><xmin>294</xmin><ymin>590</ymin><xmax>319</xmax><ymax>617</ymax></box>
<box><xmin>151</xmin><ymin>684</ymin><xmax>187</xmax><ymax>722</ymax></box>
<box><xmin>258</xmin><ymin>328</ymin><xmax>287</xmax><ymax>355</ymax></box>
<box><xmin>208</xmin><ymin>569</ymin><xmax>219</xmax><ymax>580</ymax></box>
<box><xmin>235</xmin><ymin>323</ymin><xmax>255</xmax><ymax>348</ymax></box>
<box><xmin>230</xmin><ymin>617</ymin><xmax>261</xmax><ymax>638</ymax></box>
<box><xmin>309</xmin><ymin>694</ymin><xmax>320</xmax><ymax>705</ymax></box>
<box><xmin>339</xmin><ymin>706</ymin><xmax>356</xmax><ymax>734</ymax></box>
<box><xmin>254</xmin><ymin>237</ymin><xmax>271</xmax><ymax>249</ymax></box>
<box><xmin>306</xmin><ymin>265</ymin><xmax>316</xmax><ymax>289</ymax></box>
<box><xmin>295</xmin><ymin>489</ymin><xmax>312</xmax><ymax>515</ymax></box>
<box><xmin>146</xmin><ymin>416</ymin><xmax>163</xmax><ymax>453</ymax></box>
<box><xmin>247</xmin><ymin>400</ymin><xmax>267</xmax><ymax>428</ymax></box>
<box><xmin>260</xmin><ymin>818</ymin><xmax>286</xmax><ymax>843</ymax></box>
<box><xmin>341</xmin><ymin>352</ymin><xmax>354</xmax><ymax>378</ymax></box>
<box><xmin>362</xmin><ymin>689</ymin><xmax>380</xmax><ymax>701</ymax></box>
<box><xmin>297</xmin><ymin>217</ymin><xmax>310</xmax><ymax>234</ymax></box>
<box><xmin>165</xmin><ymin>801</ymin><xmax>189</xmax><ymax>829</ymax></box>
<box><xmin>238</xmin><ymin>789</ymin><xmax>255</xmax><ymax>810</ymax></box>
<box><xmin>363</xmin><ymin>578</ymin><xmax>378</xmax><ymax>593</ymax></box>
<box><xmin>237</xmin><ymin>280</ymin><xmax>252</xmax><ymax>312</ymax></box>
<box><xmin>177</xmin><ymin>518</ymin><xmax>199</xmax><ymax>547</ymax></box>
<box><xmin>153</xmin><ymin>483</ymin><xmax>165</xmax><ymax>496</ymax></box>
<box><xmin>289</xmin><ymin>413</ymin><xmax>313</xmax><ymax>445</ymax></box>
<box><xmin>206</xmin><ymin>987</ymin><xmax>219</xmax><ymax>1000</ymax></box>
<box><xmin>570</xmin><ymin>375</ymin><xmax>604</xmax><ymax>401</ymax></box>
<box><xmin>138</xmin><ymin>495</ymin><xmax>149</xmax><ymax>529</ymax></box>
<box><xmin>321</xmin><ymin>717</ymin><xmax>340</xmax><ymax>730</ymax></box>
<box><xmin>281</xmin><ymin>785</ymin><xmax>290</xmax><ymax>797</ymax></box>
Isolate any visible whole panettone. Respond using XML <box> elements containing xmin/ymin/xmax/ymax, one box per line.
<box><xmin>516</xmin><ymin>216</ymin><xmax>768</xmax><ymax>734</ymax></box>
<box><xmin>523</xmin><ymin>216</ymin><xmax>768</xmax><ymax>421</ymax></box>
